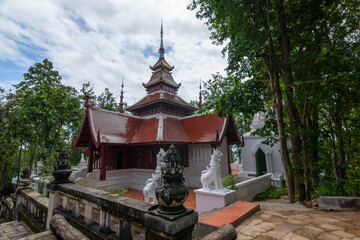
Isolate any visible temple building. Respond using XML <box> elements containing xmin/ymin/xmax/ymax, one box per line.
<box><xmin>73</xmin><ymin>24</ymin><xmax>241</xmax><ymax>189</ymax></box>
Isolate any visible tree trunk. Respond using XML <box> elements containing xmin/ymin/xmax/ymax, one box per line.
<box><xmin>334</xmin><ymin>116</ymin><xmax>346</xmax><ymax>195</ymax></box>
<box><xmin>202</xmin><ymin>224</ymin><xmax>237</xmax><ymax>240</ymax></box>
<box><xmin>50</xmin><ymin>214</ymin><xmax>89</xmax><ymax>240</ymax></box>
<box><xmin>17</xmin><ymin>138</ymin><xmax>24</xmax><ymax>185</ymax></box>
<box><xmin>0</xmin><ymin>160</ymin><xmax>10</xmax><ymax>192</ymax></box>
<box><xmin>309</xmin><ymin>109</ymin><xmax>319</xmax><ymax>186</ymax></box>
<box><xmin>276</xmin><ymin>0</ymin><xmax>305</xmax><ymax>201</ymax></box>
<box><xmin>29</xmin><ymin>143</ymin><xmax>37</xmax><ymax>177</ymax></box>
<box><xmin>301</xmin><ymin>127</ymin><xmax>311</xmax><ymax>202</ymax></box>
<box><xmin>265</xmin><ymin>0</ymin><xmax>295</xmax><ymax>203</ymax></box>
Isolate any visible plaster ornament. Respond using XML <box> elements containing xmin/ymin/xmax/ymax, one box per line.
<box><xmin>79</xmin><ymin>153</ymin><xmax>86</xmax><ymax>165</ymax></box>
<box><xmin>155</xmin><ymin>145</ymin><xmax>189</xmax><ymax>215</ymax></box>
<box><xmin>52</xmin><ymin>150</ymin><xmax>72</xmax><ymax>184</ymax></box>
<box><xmin>143</xmin><ymin>148</ymin><xmax>166</xmax><ymax>203</ymax></box>
<box><xmin>201</xmin><ymin>148</ymin><xmax>227</xmax><ymax>192</ymax></box>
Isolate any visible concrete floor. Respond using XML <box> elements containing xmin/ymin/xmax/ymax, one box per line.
<box><xmin>236</xmin><ymin>208</ymin><xmax>360</xmax><ymax>239</ymax></box>
<box><xmin>124</xmin><ymin>188</ymin><xmax>360</xmax><ymax>239</ymax></box>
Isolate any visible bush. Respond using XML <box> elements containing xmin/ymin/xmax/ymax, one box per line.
<box><xmin>223</xmin><ymin>175</ymin><xmax>236</xmax><ymax>190</ymax></box>
<box><xmin>253</xmin><ymin>187</ymin><xmax>288</xmax><ymax>201</ymax></box>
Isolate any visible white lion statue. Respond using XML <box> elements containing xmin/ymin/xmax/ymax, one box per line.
<box><xmin>143</xmin><ymin>148</ymin><xmax>166</xmax><ymax>203</ymax></box>
<box><xmin>201</xmin><ymin>148</ymin><xmax>225</xmax><ymax>192</ymax></box>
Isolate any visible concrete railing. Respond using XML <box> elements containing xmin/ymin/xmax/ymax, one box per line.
<box><xmin>0</xmin><ymin>197</ymin><xmax>14</xmax><ymax>221</ymax></box>
<box><xmin>15</xmin><ymin>189</ymin><xmax>49</xmax><ymax>232</ymax></box>
<box><xmin>235</xmin><ymin>173</ymin><xmax>272</xmax><ymax>201</ymax></box>
<box><xmin>47</xmin><ymin>183</ymin><xmax>198</xmax><ymax>240</ymax></box>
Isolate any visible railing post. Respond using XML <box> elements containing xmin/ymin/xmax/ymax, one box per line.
<box><xmin>73</xmin><ymin>200</ymin><xmax>80</xmax><ymax>218</ymax></box>
<box><xmin>119</xmin><ymin>218</ymin><xmax>132</xmax><ymax>240</ymax></box>
<box><xmin>46</xmin><ymin>191</ymin><xmax>60</xmax><ymax>230</ymax></box>
<box><xmin>84</xmin><ymin>204</ymin><xmax>93</xmax><ymax>225</ymax></box>
<box><xmin>100</xmin><ymin>209</ymin><xmax>109</xmax><ymax>232</ymax></box>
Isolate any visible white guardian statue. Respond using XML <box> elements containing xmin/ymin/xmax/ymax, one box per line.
<box><xmin>201</xmin><ymin>148</ymin><xmax>226</xmax><ymax>192</ymax></box>
<box><xmin>143</xmin><ymin>148</ymin><xmax>166</xmax><ymax>203</ymax></box>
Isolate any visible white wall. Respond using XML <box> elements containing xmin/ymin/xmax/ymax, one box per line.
<box><xmin>235</xmin><ymin>173</ymin><xmax>272</xmax><ymax>201</ymax></box>
<box><xmin>188</xmin><ymin>144</ymin><xmax>212</xmax><ymax>188</ymax></box>
<box><xmin>188</xmin><ymin>137</ymin><xmax>230</xmax><ymax>188</ymax></box>
<box><xmin>218</xmin><ymin>137</ymin><xmax>230</xmax><ymax>180</ymax></box>
<box><xmin>242</xmin><ymin>135</ymin><xmax>283</xmax><ymax>175</ymax></box>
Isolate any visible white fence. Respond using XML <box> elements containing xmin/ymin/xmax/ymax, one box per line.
<box><xmin>235</xmin><ymin>173</ymin><xmax>272</xmax><ymax>201</ymax></box>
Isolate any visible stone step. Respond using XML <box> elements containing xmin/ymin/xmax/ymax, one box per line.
<box><xmin>0</xmin><ymin>221</ymin><xmax>32</xmax><ymax>240</ymax></box>
<box><xmin>194</xmin><ymin>201</ymin><xmax>260</xmax><ymax>239</ymax></box>
<box><xmin>17</xmin><ymin>231</ymin><xmax>57</xmax><ymax>240</ymax></box>
<box><xmin>199</xmin><ymin>201</ymin><xmax>260</xmax><ymax>228</ymax></box>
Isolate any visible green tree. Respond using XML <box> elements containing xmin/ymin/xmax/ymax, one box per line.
<box><xmin>189</xmin><ymin>0</ymin><xmax>360</xmax><ymax>201</ymax></box>
<box><xmin>14</xmin><ymin>59</ymin><xmax>82</xmax><ymax>170</ymax></box>
<box><xmin>97</xmin><ymin>87</ymin><xmax>118</xmax><ymax>111</ymax></box>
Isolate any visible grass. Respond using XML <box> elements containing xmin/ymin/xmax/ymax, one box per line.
<box><xmin>107</xmin><ymin>188</ymin><xmax>128</xmax><ymax>196</ymax></box>
<box><xmin>78</xmin><ymin>182</ymin><xmax>90</xmax><ymax>188</ymax></box>
<box><xmin>76</xmin><ymin>181</ymin><xmax>128</xmax><ymax>196</ymax></box>
<box><xmin>253</xmin><ymin>187</ymin><xmax>288</xmax><ymax>201</ymax></box>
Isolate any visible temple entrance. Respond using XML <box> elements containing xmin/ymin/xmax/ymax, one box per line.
<box><xmin>255</xmin><ymin>148</ymin><xmax>267</xmax><ymax>176</ymax></box>
<box><xmin>117</xmin><ymin>151</ymin><xmax>123</xmax><ymax>169</ymax></box>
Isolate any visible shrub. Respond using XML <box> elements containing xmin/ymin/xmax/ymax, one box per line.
<box><xmin>253</xmin><ymin>187</ymin><xmax>288</xmax><ymax>201</ymax></box>
<box><xmin>108</xmin><ymin>188</ymin><xmax>128</xmax><ymax>196</ymax></box>
<box><xmin>223</xmin><ymin>175</ymin><xmax>236</xmax><ymax>190</ymax></box>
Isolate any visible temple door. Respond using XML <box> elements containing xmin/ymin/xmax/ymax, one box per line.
<box><xmin>255</xmin><ymin>148</ymin><xmax>267</xmax><ymax>176</ymax></box>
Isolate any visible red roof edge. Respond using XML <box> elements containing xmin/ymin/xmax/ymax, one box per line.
<box><xmin>226</xmin><ymin>115</ymin><xmax>242</xmax><ymax>145</ymax></box>
<box><xmin>73</xmin><ymin>107</ymin><xmax>98</xmax><ymax>149</ymax></box>
<box><xmin>73</xmin><ymin>108</ymin><xmax>89</xmax><ymax>149</ymax></box>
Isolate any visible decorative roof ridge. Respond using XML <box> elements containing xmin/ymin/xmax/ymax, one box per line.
<box><xmin>219</xmin><ymin>117</ymin><xmax>228</xmax><ymax>143</ymax></box>
<box><xmin>149</xmin><ymin>89</ymin><xmax>176</xmax><ymax>96</ymax></box>
<box><xmin>180</xmin><ymin>111</ymin><xmax>217</xmax><ymax>120</ymax></box>
<box><xmin>156</xmin><ymin>113</ymin><xmax>166</xmax><ymax>141</ymax></box>
<box><xmin>143</xmin><ymin>78</ymin><xmax>180</xmax><ymax>88</ymax></box>
<box><xmin>150</xmin><ymin>59</ymin><xmax>175</xmax><ymax>71</ymax></box>
<box><xmin>159</xmin><ymin>20</ymin><xmax>165</xmax><ymax>59</ymax></box>
<box><xmin>94</xmin><ymin>107</ymin><xmax>144</xmax><ymax>119</ymax></box>
<box><xmin>141</xmin><ymin>112</ymin><xmax>185</xmax><ymax>120</ymax></box>
<box><xmin>126</xmin><ymin>94</ymin><xmax>150</xmax><ymax>110</ymax></box>
<box><xmin>173</xmin><ymin>94</ymin><xmax>198</xmax><ymax>110</ymax></box>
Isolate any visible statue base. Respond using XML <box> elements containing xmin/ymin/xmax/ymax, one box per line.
<box><xmin>194</xmin><ymin>188</ymin><xmax>236</xmax><ymax>214</ymax></box>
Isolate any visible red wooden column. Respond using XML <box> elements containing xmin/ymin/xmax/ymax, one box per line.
<box><xmin>100</xmin><ymin>146</ymin><xmax>107</xmax><ymax>180</ymax></box>
<box><xmin>87</xmin><ymin>146</ymin><xmax>93</xmax><ymax>173</ymax></box>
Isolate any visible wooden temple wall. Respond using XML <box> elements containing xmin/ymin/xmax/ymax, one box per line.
<box><xmin>102</xmin><ymin>145</ymin><xmax>188</xmax><ymax>171</ymax></box>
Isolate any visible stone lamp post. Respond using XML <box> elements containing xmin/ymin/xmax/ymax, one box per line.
<box><xmin>144</xmin><ymin>145</ymin><xmax>198</xmax><ymax>240</ymax></box>
<box><xmin>155</xmin><ymin>144</ymin><xmax>189</xmax><ymax>215</ymax></box>
<box><xmin>52</xmin><ymin>150</ymin><xmax>72</xmax><ymax>184</ymax></box>
<box><xmin>18</xmin><ymin>168</ymin><xmax>31</xmax><ymax>189</ymax></box>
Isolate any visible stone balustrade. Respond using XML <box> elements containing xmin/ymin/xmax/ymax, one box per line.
<box><xmin>235</xmin><ymin>173</ymin><xmax>272</xmax><ymax>201</ymax></box>
<box><xmin>47</xmin><ymin>183</ymin><xmax>198</xmax><ymax>240</ymax></box>
<box><xmin>0</xmin><ymin>197</ymin><xmax>13</xmax><ymax>221</ymax></box>
<box><xmin>15</xmin><ymin>189</ymin><xmax>49</xmax><ymax>232</ymax></box>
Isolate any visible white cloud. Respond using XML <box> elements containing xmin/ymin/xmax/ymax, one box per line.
<box><xmin>0</xmin><ymin>0</ymin><xmax>227</xmax><ymax>104</ymax></box>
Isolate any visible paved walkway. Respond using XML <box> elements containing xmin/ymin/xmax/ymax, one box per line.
<box><xmin>0</xmin><ymin>221</ymin><xmax>32</xmax><ymax>240</ymax></box>
<box><xmin>236</xmin><ymin>208</ymin><xmax>360</xmax><ymax>239</ymax></box>
<box><xmin>120</xmin><ymin>187</ymin><xmax>360</xmax><ymax>239</ymax></box>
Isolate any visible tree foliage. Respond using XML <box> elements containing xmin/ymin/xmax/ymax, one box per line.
<box><xmin>190</xmin><ymin>0</ymin><xmax>360</xmax><ymax>200</ymax></box>
<box><xmin>0</xmin><ymin>59</ymin><xmax>125</xmax><ymax>193</ymax></box>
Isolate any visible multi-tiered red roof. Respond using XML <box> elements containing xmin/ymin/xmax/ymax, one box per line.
<box><xmin>73</xmin><ymin>24</ymin><xmax>241</xmax><ymax>180</ymax></box>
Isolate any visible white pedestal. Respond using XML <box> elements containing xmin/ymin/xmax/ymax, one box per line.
<box><xmin>194</xmin><ymin>188</ymin><xmax>236</xmax><ymax>214</ymax></box>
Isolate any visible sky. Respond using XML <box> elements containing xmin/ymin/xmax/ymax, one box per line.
<box><xmin>0</xmin><ymin>0</ymin><xmax>228</xmax><ymax>105</ymax></box>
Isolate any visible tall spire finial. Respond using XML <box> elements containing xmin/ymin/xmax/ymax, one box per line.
<box><xmin>198</xmin><ymin>79</ymin><xmax>202</xmax><ymax>109</ymax></box>
<box><xmin>119</xmin><ymin>77</ymin><xmax>125</xmax><ymax>113</ymax></box>
<box><xmin>159</xmin><ymin>20</ymin><xmax>165</xmax><ymax>59</ymax></box>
